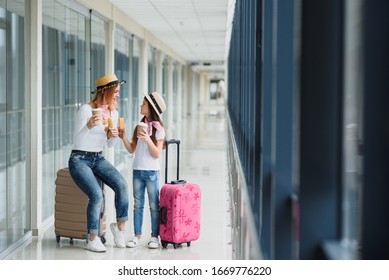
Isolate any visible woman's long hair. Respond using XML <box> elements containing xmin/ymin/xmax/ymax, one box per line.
<box><xmin>132</xmin><ymin>97</ymin><xmax>165</xmax><ymax>146</ymax></box>
<box><xmin>90</xmin><ymin>86</ymin><xmax>118</xmax><ymax>111</ymax></box>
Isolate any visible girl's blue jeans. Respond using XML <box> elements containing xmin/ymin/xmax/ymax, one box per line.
<box><xmin>132</xmin><ymin>170</ymin><xmax>160</xmax><ymax>237</ymax></box>
<box><xmin>68</xmin><ymin>150</ymin><xmax>129</xmax><ymax>235</ymax></box>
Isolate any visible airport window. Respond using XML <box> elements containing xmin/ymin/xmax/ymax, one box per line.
<box><xmin>341</xmin><ymin>0</ymin><xmax>363</xmax><ymax>258</ymax></box>
<box><xmin>132</xmin><ymin>37</ymin><xmax>141</xmax><ymax>126</ymax></box>
<box><xmin>148</xmin><ymin>47</ymin><xmax>157</xmax><ymax>92</ymax></box>
<box><xmin>0</xmin><ymin>0</ymin><xmax>29</xmax><ymax>256</ymax></box>
<box><xmin>90</xmin><ymin>12</ymin><xmax>107</xmax><ymax>84</ymax></box>
<box><xmin>114</xmin><ymin>27</ymin><xmax>132</xmax><ymax>168</ymax></box>
<box><xmin>181</xmin><ymin>65</ymin><xmax>187</xmax><ymax>118</ymax></box>
<box><xmin>42</xmin><ymin>0</ymin><xmax>90</xmax><ymax>221</ymax></box>
<box><xmin>172</xmin><ymin>61</ymin><xmax>178</xmax><ymax>135</ymax></box>
<box><xmin>162</xmin><ymin>55</ymin><xmax>169</xmax><ymax>129</ymax></box>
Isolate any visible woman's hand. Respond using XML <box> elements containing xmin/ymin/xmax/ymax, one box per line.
<box><xmin>87</xmin><ymin>114</ymin><xmax>101</xmax><ymax>129</ymax></box>
<box><xmin>107</xmin><ymin>128</ymin><xmax>119</xmax><ymax>139</ymax></box>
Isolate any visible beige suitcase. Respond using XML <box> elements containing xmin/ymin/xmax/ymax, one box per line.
<box><xmin>54</xmin><ymin>168</ymin><xmax>106</xmax><ymax>244</ymax></box>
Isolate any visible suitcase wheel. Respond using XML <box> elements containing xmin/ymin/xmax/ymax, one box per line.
<box><xmin>101</xmin><ymin>236</ymin><xmax>106</xmax><ymax>244</ymax></box>
<box><xmin>56</xmin><ymin>234</ymin><xmax>60</xmax><ymax>243</ymax></box>
<box><xmin>161</xmin><ymin>240</ymin><xmax>191</xmax><ymax>249</ymax></box>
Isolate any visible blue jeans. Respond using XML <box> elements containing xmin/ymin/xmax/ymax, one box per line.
<box><xmin>68</xmin><ymin>151</ymin><xmax>129</xmax><ymax>235</ymax></box>
<box><xmin>133</xmin><ymin>170</ymin><xmax>160</xmax><ymax>237</ymax></box>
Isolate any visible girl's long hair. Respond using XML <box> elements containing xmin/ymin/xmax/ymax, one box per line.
<box><xmin>132</xmin><ymin>97</ymin><xmax>165</xmax><ymax>147</ymax></box>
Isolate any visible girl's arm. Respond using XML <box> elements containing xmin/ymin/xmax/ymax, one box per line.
<box><xmin>138</xmin><ymin>128</ymin><xmax>164</xmax><ymax>158</ymax></box>
<box><xmin>120</xmin><ymin>132</ymin><xmax>136</xmax><ymax>154</ymax></box>
<box><xmin>144</xmin><ymin>137</ymin><xmax>164</xmax><ymax>158</ymax></box>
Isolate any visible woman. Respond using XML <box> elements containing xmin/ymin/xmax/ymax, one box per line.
<box><xmin>119</xmin><ymin>91</ymin><xmax>166</xmax><ymax>249</ymax></box>
<box><xmin>68</xmin><ymin>73</ymin><xmax>129</xmax><ymax>252</ymax></box>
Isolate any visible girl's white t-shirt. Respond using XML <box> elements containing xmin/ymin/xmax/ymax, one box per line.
<box><xmin>73</xmin><ymin>104</ymin><xmax>118</xmax><ymax>152</ymax></box>
<box><xmin>132</xmin><ymin>128</ymin><xmax>165</xmax><ymax>171</ymax></box>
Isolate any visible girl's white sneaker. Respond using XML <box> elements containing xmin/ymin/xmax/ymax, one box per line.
<box><xmin>126</xmin><ymin>236</ymin><xmax>142</xmax><ymax>248</ymax></box>
<box><xmin>148</xmin><ymin>237</ymin><xmax>160</xmax><ymax>249</ymax></box>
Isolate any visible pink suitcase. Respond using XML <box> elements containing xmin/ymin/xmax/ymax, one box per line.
<box><xmin>159</xmin><ymin>139</ymin><xmax>201</xmax><ymax>249</ymax></box>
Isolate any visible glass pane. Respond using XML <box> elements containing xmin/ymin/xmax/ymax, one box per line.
<box><xmin>148</xmin><ymin>47</ymin><xmax>156</xmax><ymax>92</ymax></box>
<box><xmin>342</xmin><ymin>0</ymin><xmax>363</xmax><ymax>258</ymax></box>
<box><xmin>162</xmin><ymin>56</ymin><xmax>169</xmax><ymax>129</ymax></box>
<box><xmin>114</xmin><ymin>27</ymin><xmax>132</xmax><ymax>168</ymax></box>
<box><xmin>42</xmin><ymin>0</ymin><xmax>64</xmax><ymax>221</ymax></box>
<box><xmin>0</xmin><ymin>0</ymin><xmax>29</xmax><ymax>255</ymax></box>
<box><xmin>0</xmin><ymin>1</ymin><xmax>7</xmax><ymax>254</ymax></box>
<box><xmin>42</xmin><ymin>0</ymin><xmax>89</xmax><ymax>221</ymax></box>
<box><xmin>181</xmin><ymin>65</ymin><xmax>186</xmax><ymax>118</ymax></box>
<box><xmin>91</xmin><ymin>13</ymin><xmax>107</xmax><ymax>86</ymax></box>
<box><xmin>132</xmin><ymin>37</ymin><xmax>141</xmax><ymax>127</ymax></box>
<box><xmin>172</xmin><ymin>62</ymin><xmax>180</xmax><ymax>139</ymax></box>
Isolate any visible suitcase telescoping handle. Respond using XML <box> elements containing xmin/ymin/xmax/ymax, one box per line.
<box><xmin>165</xmin><ymin>139</ymin><xmax>186</xmax><ymax>184</ymax></box>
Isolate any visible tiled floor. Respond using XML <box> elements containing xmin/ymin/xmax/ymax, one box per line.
<box><xmin>5</xmin><ymin>99</ymin><xmax>232</xmax><ymax>260</ymax></box>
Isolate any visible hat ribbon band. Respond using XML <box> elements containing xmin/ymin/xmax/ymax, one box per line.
<box><xmin>97</xmin><ymin>80</ymin><xmax>119</xmax><ymax>90</ymax></box>
<box><xmin>149</xmin><ymin>93</ymin><xmax>162</xmax><ymax>114</ymax></box>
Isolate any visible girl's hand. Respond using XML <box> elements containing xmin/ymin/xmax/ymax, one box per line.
<box><xmin>118</xmin><ymin>128</ymin><xmax>126</xmax><ymax>139</ymax></box>
<box><xmin>137</xmin><ymin>129</ymin><xmax>150</xmax><ymax>141</ymax></box>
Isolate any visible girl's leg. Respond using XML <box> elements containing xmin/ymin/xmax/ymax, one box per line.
<box><xmin>133</xmin><ymin>170</ymin><xmax>146</xmax><ymax>236</ymax></box>
<box><xmin>145</xmin><ymin>171</ymin><xmax>160</xmax><ymax>237</ymax></box>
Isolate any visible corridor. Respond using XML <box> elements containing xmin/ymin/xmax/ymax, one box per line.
<box><xmin>5</xmin><ymin>100</ymin><xmax>232</xmax><ymax>260</ymax></box>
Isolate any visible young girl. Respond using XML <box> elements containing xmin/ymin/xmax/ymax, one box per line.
<box><xmin>119</xmin><ymin>91</ymin><xmax>166</xmax><ymax>249</ymax></box>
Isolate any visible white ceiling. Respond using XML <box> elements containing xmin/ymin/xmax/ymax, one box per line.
<box><xmin>109</xmin><ymin>0</ymin><xmax>230</xmax><ymax>79</ymax></box>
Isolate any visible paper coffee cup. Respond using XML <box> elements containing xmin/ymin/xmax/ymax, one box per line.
<box><xmin>137</xmin><ymin>122</ymin><xmax>148</xmax><ymax>137</ymax></box>
<box><xmin>92</xmin><ymin>108</ymin><xmax>102</xmax><ymax>125</ymax></box>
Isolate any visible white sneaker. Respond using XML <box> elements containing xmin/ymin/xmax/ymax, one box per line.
<box><xmin>126</xmin><ymin>236</ymin><xmax>142</xmax><ymax>248</ymax></box>
<box><xmin>148</xmin><ymin>237</ymin><xmax>160</xmax><ymax>249</ymax></box>
<box><xmin>86</xmin><ymin>236</ymin><xmax>106</xmax><ymax>252</ymax></box>
<box><xmin>110</xmin><ymin>223</ymin><xmax>126</xmax><ymax>248</ymax></box>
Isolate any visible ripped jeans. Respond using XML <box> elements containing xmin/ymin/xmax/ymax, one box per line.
<box><xmin>132</xmin><ymin>170</ymin><xmax>160</xmax><ymax>237</ymax></box>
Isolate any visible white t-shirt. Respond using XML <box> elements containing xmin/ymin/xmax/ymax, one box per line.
<box><xmin>132</xmin><ymin>128</ymin><xmax>165</xmax><ymax>171</ymax></box>
<box><xmin>73</xmin><ymin>104</ymin><xmax>118</xmax><ymax>152</ymax></box>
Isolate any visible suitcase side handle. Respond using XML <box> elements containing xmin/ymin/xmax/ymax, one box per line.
<box><xmin>160</xmin><ymin>206</ymin><xmax>167</xmax><ymax>224</ymax></box>
<box><xmin>165</xmin><ymin>139</ymin><xmax>181</xmax><ymax>184</ymax></box>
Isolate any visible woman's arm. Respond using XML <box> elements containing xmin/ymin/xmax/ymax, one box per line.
<box><xmin>107</xmin><ymin>111</ymin><xmax>119</xmax><ymax>148</ymax></box>
<box><xmin>73</xmin><ymin>105</ymin><xmax>96</xmax><ymax>144</ymax></box>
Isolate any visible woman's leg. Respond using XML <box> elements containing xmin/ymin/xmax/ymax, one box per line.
<box><xmin>68</xmin><ymin>154</ymin><xmax>103</xmax><ymax>237</ymax></box>
<box><xmin>93</xmin><ymin>156</ymin><xmax>129</xmax><ymax>226</ymax></box>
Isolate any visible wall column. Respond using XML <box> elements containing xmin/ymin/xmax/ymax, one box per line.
<box><xmin>30</xmin><ymin>0</ymin><xmax>43</xmax><ymax>237</ymax></box>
